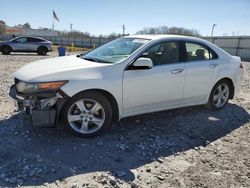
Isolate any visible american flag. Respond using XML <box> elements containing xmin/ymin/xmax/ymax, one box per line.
<box><xmin>53</xmin><ymin>10</ymin><xmax>59</xmax><ymax>22</ymax></box>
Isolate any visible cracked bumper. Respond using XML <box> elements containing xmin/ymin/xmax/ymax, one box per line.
<box><xmin>9</xmin><ymin>84</ymin><xmax>67</xmax><ymax>128</ymax></box>
<box><xmin>9</xmin><ymin>85</ymin><xmax>24</xmax><ymax>110</ymax></box>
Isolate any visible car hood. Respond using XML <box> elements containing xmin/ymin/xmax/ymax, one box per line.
<box><xmin>0</xmin><ymin>41</ymin><xmax>8</xmax><ymax>45</ymax></box>
<box><xmin>13</xmin><ymin>55</ymin><xmax>109</xmax><ymax>82</ymax></box>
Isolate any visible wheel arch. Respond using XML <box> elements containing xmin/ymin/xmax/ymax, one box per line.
<box><xmin>37</xmin><ymin>46</ymin><xmax>48</xmax><ymax>51</ymax></box>
<box><xmin>1</xmin><ymin>44</ymin><xmax>12</xmax><ymax>51</ymax></box>
<box><xmin>61</xmin><ymin>88</ymin><xmax>120</xmax><ymax>123</ymax></box>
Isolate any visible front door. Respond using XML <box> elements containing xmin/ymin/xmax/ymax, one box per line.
<box><xmin>123</xmin><ymin>41</ymin><xmax>185</xmax><ymax>115</ymax></box>
<box><xmin>13</xmin><ymin>37</ymin><xmax>30</xmax><ymax>51</ymax></box>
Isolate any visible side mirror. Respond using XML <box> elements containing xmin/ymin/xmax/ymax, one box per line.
<box><xmin>133</xmin><ymin>57</ymin><xmax>153</xmax><ymax>69</ymax></box>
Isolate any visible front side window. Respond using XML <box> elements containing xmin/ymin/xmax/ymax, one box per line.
<box><xmin>142</xmin><ymin>41</ymin><xmax>180</xmax><ymax>66</ymax></box>
<box><xmin>83</xmin><ymin>38</ymin><xmax>150</xmax><ymax>64</ymax></box>
<box><xmin>15</xmin><ymin>37</ymin><xmax>27</xmax><ymax>43</ymax></box>
<box><xmin>185</xmin><ymin>42</ymin><xmax>217</xmax><ymax>62</ymax></box>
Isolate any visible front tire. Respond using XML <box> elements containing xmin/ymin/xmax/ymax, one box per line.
<box><xmin>1</xmin><ymin>46</ymin><xmax>11</xmax><ymax>55</ymax></box>
<box><xmin>61</xmin><ymin>91</ymin><xmax>112</xmax><ymax>137</ymax></box>
<box><xmin>206</xmin><ymin>80</ymin><xmax>231</xmax><ymax>110</ymax></box>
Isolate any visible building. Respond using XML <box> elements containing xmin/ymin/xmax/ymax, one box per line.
<box><xmin>0</xmin><ymin>20</ymin><xmax>6</xmax><ymax>34</ymax></box>
<box><xmin>5</xmin><ymin>26</ymin><xmax>23</xmax><ymax>35</ymax></box>
<box><xmin>5</xmin><ymin>26</ymin><xmax>58</xmax><ymax>36</ymax></box>
<box><xmin>0</xmin><ymin>20</ymin><xmax>57</xmax><ymax>36</ymax></box>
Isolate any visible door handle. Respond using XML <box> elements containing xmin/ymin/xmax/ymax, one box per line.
<box><xmin>171</xmin><ymin>69</ymin><xmax>184</xmax><ymax>74</ymax></box>
<box><xmin>209</xmin><ymin>64</ymin><xmax>219</xmax><ymax>68</ymax></box>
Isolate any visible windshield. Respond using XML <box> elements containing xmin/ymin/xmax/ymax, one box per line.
<box><xmin>9</xmin><ymin>37</ymin><xmax>19</xmax><ymax>41</ymax></box>
<box><xmin>82</xmin><ymin>37</ymin><xmax>150</xmax><ymax>64</ymax></box>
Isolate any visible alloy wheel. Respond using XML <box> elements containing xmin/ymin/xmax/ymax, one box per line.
<box><xmin>212</xmin><ymin>83</ymin><xmax>229</xmax><ymax>108</ymax></box>
<box><xmin>67</xmin><ymin>99</ymin><xmax>105</xmax><ymax>134</ymax></box>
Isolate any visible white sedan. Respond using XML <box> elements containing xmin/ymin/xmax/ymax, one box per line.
<box><xmin>10</xmin><ymin>35</ymin><xmax>244</xmax><ymax>137</ymax></box>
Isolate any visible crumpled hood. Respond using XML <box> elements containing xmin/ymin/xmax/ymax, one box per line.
<box><xmin>13</xmin><ymin>55</ymin><xmax>108</xmax><ymax>82</ymax></box>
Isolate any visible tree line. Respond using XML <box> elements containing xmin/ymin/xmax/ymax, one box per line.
<box><xmin>57</xmin><ymin>26</ymin><xmax>200</xmax><ymax>38</ymax></box>
<box><xmin>136</xmin><ymin>26</ymin><xmax>200</xmax><ymax>36</ymax></box>
<box><xmin>0</xmin><ymin>21</ymin><xmax>200</xmax><ymax>37</ymax></box>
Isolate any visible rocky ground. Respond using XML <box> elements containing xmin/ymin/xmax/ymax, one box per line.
<box><xmin>0</xmin><ymin>52</ymin><xmax>249</xmax><ymax>188</ymax></box>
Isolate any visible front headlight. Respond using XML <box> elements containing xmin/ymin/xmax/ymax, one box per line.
<box><xmin>16</xmin><ymin>80</ymin><xmax>67</xmax><ymax>94</ymax></box>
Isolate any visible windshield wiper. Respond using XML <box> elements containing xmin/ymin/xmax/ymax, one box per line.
<box><xmin>82</xmin><ymin>57</ymin><xmax>112</xmax><ymax>64</ymax></box>
<box><xmin>82</xmin><ymin>57</ymin><xmax>98</xmax><ymax>62</ymax></box>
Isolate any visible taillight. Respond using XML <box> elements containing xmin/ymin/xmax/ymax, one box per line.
<box><xmin>239</xmin><ymin>63</ymin><xmax>244</xmax><ymax>69</ymax></box>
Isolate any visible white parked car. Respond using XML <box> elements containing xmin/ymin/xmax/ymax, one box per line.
<box><xmin>9</xmin><ymin>35</ymin><xmax>244</xmax><ymax>137</ymax></box>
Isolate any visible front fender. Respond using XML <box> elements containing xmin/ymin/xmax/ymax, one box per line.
<box><xmin>60</xmin><ymin>79</ymin><xmax>123</xmax><ymax>115</ymax></box>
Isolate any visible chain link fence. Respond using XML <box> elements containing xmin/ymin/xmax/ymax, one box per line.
<box><xmin>0</xmin><ymin>34</ymin><xmax>115</xmax><ymax>48</ymax></box>
<box><xmin>203</xmin><ymin>36</ymin><xmax>250</xmax><ymax>61</ymax></box>
<box><xmin>1</xmin><ymin>34</ymin><xmax>250</xmax><ymax>60</ymax></box>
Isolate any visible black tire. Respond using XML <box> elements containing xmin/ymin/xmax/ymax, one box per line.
<box><xmin>37</xmin><ymin>46</ymin><xmax>48</xmax><ymax>55</ymax></box>
<box><xmin>1</xmin><ymin>45</ymin><xmax>11</xmax><ymax>55</ymax></box>
<box><xmin>61</xmin><ymin>91</ymin><xmax>112</xmax><ymax>137</ymax></box>
<box><xmin>206</xmin><ymin>80</ymin><xmax>231</xmax><ymax>110</ymax></box>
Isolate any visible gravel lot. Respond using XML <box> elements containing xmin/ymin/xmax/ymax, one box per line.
<box><xmin>0</xmin><ymin>52</ymin><xmax>249</xmax><ymax>188</ymax></box>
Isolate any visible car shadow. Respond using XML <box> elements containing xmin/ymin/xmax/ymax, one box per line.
<box><xmin>0</xmin><ymin>103</ymin><xmax>249</xmax><ymax>186</ymax></box>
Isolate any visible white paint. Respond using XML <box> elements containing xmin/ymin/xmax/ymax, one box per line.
<box><xmin>13</xmin><ymin>35</ymin><xmax>244</xmax><ymax>120</ymax></box>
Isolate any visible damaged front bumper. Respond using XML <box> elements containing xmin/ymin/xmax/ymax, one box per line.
<box><xmin>9</xmin><ymin>85</ymin><xmax>24</xmax><ymax>110</ymax></box>
<box><xmin>9</xmin><ymin>85</ymin><xmax>67</xmax><ymax>128</ymax></box>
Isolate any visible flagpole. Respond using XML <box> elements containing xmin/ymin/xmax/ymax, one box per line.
<box><xmin>52</xmin><ymin>10</ymin><xmax>54</xmax><ymax>30</ymax></box>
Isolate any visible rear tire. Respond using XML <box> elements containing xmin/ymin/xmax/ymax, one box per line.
<box><xmin>37</xmin><ymin>46</ymin><xmax>48</xmax><ymax>55</ymax></box>
<box><xmin>1</xmin><ymin>46</ymin><xmax>11</xmax><ymax>55</ymax></box>
<box><xmin>61</xmin><ymin>91</ymin><xmax>112</xmax><ymax>137</ymax></box>
<box><xmin>206</xmin><ymin>80</ymin><xmax>231</xmax><ymax>110</ymax></box>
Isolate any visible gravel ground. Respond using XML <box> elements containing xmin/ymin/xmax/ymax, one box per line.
<box><xmin>0</xmin><ymin>52</ymin><xmax>249</xmax><ymax>188</ymax></box>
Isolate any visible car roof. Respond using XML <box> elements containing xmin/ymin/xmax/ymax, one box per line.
<box><xmin>124</xmin><ymin>34</ymin><xmax>230</xmax><ymax>57</ymax></box>
<box><xmin>16</xmin><ymin>36</ymin><xmax>47</xmax><ymax>40</ymax></box>
<box><xmin>124</xmin><ymin>34</ymin><xmax>203</xmax><ymax>41</ymax></box>
<box><xmin>124</xmin><ymin>34</ymin><xmax>219</xmax><ymax>48</ymax></box>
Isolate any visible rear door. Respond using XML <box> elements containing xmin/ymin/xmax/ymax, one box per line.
<box><xmin>183</xmin><ymin>41</ymin><xmax>220</xmax><ymax>104</ymax></box>
<box><xmin>27</xmin><ymin>37</ymin><xmax>42</xmax><ymax>51</ymax></box>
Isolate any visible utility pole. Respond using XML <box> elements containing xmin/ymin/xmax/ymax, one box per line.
<box><xmin>70</xmin><ymin>23</ymin><xmax>73</xmax><ymax>33</ymax></box>
<box><xmin>211</xmin><ymin>24</ymin><xmax>217</xmax><ymax>37</ymax></box>
<box><xmin>122</xmin><ymin>24</ymin><xmax>125</xmax><ymax>36</ymax></box>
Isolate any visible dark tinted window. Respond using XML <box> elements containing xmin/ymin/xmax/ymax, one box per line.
<box><xmin>28</xmin><ymin>38</ymin><xmax>43</xmax><ymax>42</ymax></box>
<box><xmin>15</xmin><ymin>37</ymin><xmax>27</xmax><ymax>43</ymax></box>
<box><xmin>142</xmin><ymin>42</ymin><xmax>180</xmax><ymax>65</ymax></box>
<box><xmin>185</xmin><ymin>42</ymin><xmax>217</xmax><ymax>62</ymax></box>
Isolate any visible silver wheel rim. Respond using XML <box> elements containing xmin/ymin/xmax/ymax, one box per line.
<box><xmin>67</xmin><ymin>99</ymin><xmax>105</xmax><ymax>134</ymax></box>
<box><xmin>213</xmin><ymin>83</ymin><xmax>229</xmax><ymax>108</ymax></box>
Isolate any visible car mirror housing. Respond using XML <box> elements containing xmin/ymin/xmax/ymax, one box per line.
<box><xmin>133</xmin><ymin>57</ymin><xmax>153</xmax><ymax>69</ymax></box>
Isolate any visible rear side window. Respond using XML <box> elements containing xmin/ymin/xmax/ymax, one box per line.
<box><xmin>28</xmin><ymin>38</ymin><xmax>43</xmax><ymax>42</ymax></box>
<box><xmin>142</xmin><ymin>41</ymin><xmax>180</xmax><ymax>66</ymax></box>
<box><xmin>185</xmin><ymin>42</ymin><xmax>217</xmax><ymax>62</ymax></box>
